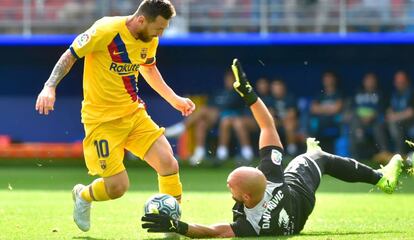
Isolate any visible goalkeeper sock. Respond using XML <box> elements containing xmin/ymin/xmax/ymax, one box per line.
<box><xmin>81</xmin><ymin>178</ymin><xmax>111</xmax><ymax>202</ymax></box>
<box><xmin>158</xmin><ymin>173</ymin><xmax>182</xmax><ymax>203</ymax></box>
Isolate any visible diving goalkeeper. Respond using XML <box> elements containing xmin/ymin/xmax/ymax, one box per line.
<box><xmin>141</xmin><ymin>59</ymin><xmax>403</xmax><ymax>238</ymax></box>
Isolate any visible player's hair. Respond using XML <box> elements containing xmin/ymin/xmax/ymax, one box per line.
<box><xmin>136</xmin><ymin>0</ymin><xmax>176</xmax><ymax>22</ymax></box>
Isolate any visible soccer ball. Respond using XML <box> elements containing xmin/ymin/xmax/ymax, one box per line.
<box><xmin>144</xmin><ymin>194</ymin><xmax>181</xmax><ymax>220</ymax></box>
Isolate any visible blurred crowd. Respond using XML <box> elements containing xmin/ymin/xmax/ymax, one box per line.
<box><xmin>165</xmin><ymin>70</ymin><xmax>414</xmax><ymax>166</ymax></box>
<box><xmin>187</xmin><ymin>0</ymin><xmax>414</xmax><ymax>33</ymax></box>
<box><xmin>3</xmin><ymin>0</ymin><xmax>414</xmax><ymax>34</ymax></box>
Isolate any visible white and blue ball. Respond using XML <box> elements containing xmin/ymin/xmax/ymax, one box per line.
<box><xmin>144</xmin><ymin>194</ymin><xmax>181</xmax><ymax>220</ymax></box>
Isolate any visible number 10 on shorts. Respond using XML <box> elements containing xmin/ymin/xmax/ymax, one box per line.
<box><xmin>94</xmin><ymin>139</ymin><xmax>109</xmax><ymax>158</ymax></box>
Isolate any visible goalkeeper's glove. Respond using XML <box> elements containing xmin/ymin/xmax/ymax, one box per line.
<box><xmin>141</xmin><ymin>213</ymin><xmax>189</xmax><ymax>235</ymax></box>
<box><xmin>231</xmin><ymin>58</ymin><xmax>258</xmax><ymax>106</ymax></box>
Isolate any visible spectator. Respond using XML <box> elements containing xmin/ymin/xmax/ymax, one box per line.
<box><xmin>58</xmin><ymin>0</ymin><xmax>96</xmax><ymax>21</ymax></box>
<box><xmin>256</xmin><ymin>77</ymin><xmax>273</xmax><ymax>107</ymax></box>
<box><xmin>349</xmin><ymin>73</ymin><xmax>390</xmax><ymax>162</ymax></box>
<box><xmin>165</xmin><ymin>71</ymin><xmax>253</xmax><ymax>165</ymax></box>
<box><xmin>347</xmin><ymin>0</ymin><xmax>391</xmax><ymax>32</ymax></box>
<box><xmin>309</xmin><ymin>71</ymin><xmax>343</xmax><ymax>153</ymax></box>
<box><xmin>270</xmin><ymin>79</ymin><xmax>299</xmax><ymax>156</ymax></box>
<box><xmin>242</xmin><ymin>77</ymin><xmax>273</xmax><ymax>143</ymax></box>
<box><xmin>216</xmin><ymin>71</ymin><xmax>254</xmax><ymax>164</ymax></box>
<box><xmin>386</xmin><ymin>70</ymin><xmax>414</xmax><ymax>155</ymax></box>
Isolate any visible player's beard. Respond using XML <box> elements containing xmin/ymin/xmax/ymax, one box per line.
<box><xmin>137</xmin><ymin>28</ymin><xmax>153</xmax><ymax>42</ymax></box>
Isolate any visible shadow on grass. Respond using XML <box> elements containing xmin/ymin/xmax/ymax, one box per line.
<box><xmin>302</xmin><ymin>230</ymin><xmax>403</xmax><ymax>236</ymax></box>
<box><xmin>72</xmin><ymin>237</ymin><xmax>110</xmax><ymax>240</ymax></box>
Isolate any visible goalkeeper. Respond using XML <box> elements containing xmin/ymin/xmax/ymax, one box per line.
<box><xmin>141</xmin><ymin>59</ymin><xmax>404</xmax><ymax>238</ymax></box>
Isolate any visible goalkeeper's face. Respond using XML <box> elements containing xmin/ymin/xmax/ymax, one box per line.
<box><xmin>227</xmin><ymin>182</ymin><xmax>244</xmax><ymax>204</ymax></box>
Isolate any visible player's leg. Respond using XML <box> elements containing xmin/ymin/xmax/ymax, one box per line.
<box><xmin>143</xmin><ymin>135</ymin><xmax>182</xmax><ymax>202</ymax></box>
<box><xmin>126</xmin><ymin>109</ymin><xmax>182</xmax><ymax>202</ymax></box>
<box><xmin>306</xmin><ymin>138</ymin><xmax>403</xmax><ymax>194</ymax></box>
<box><xmin>74</xmin><ymin>118</ymin><xmax>131</xmax><ymax>231</ymax></box>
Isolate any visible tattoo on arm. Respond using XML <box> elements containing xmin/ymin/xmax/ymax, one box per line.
<box><xmin>45</xmin><ymin>49</ymin><xmax>77</xmax><ymax>87</ymax></box>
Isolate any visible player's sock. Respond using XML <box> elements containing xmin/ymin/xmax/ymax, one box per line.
<box><xmin>158</xmin><ymin>173</ymin><xmax>182</xmax><ymax>203</ymax></box>
<box><xmin>314</xmin><ymin>152</ymin><xmax>382</xmax><ymax>185</ymax></box>
<box><xmin>81</xmin><ymin>178</ymin><xmax>110</xmax><ymax>202</ymax></box>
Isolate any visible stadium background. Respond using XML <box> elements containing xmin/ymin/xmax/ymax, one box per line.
<box><xmin>1</xmin><ymin>1</ymin><xmax>414</xmax><ymax>239</ymax></box>
<box><xmin>1</xmin><ymin>0</ymin><xmax>414</xmax><ymax>145</ymax></box>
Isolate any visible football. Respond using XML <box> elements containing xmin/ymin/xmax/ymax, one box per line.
<box><xmin>144</xmin><ymin>194</ymin><xmax>181</xmax><ymax>220</ymax></box>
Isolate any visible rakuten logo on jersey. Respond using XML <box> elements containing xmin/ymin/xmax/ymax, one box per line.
<box><xmin>109</xmin><ymin>62</ymin><xmax>140</xmax><ymax>75</ymax></box>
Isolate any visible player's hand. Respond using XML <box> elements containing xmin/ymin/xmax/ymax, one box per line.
<box><xmin>171</xmin><ymin>96</ymin><xmax>196</xmax><ymax>117</ymax></box>
<box><xmin>141</xmin><ymin>213</ymin><xmax>188</xmax><ymax>234</ymax></box>
<box><xmin>35</xmin><ymin>86</ymin><xmax>56</xmax><ymax>115</ymax></box>
<box><xmin>231</xmin><ymin>59</ymin><xmax>258</xmax><ymax>106</ymax></box>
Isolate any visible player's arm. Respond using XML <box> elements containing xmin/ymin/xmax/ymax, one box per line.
<box><xmin>184</xmin><ymin>223</ymin><xmax>235</xmax><ymax>238</ymax></box>
<box><xmin>231</xmin><ymin>59</ymin><xmax>283</xmax><ymax>150</ymax></box>
<box><xmin>139</xmin><ymin>64</ymin><xmax>195</xmax><ymax>116</ymax></box>
<box><xmin>35</xmin><ymin>49</ymin><xmax>77</xmax><ymax>115</ymax></box>
<box><xmin>141</xmin><ymin>213</ymin><xmax>235</xmax><ymax>238</ymax></box>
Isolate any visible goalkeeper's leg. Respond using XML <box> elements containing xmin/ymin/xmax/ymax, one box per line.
<box><xmin>309</xmin><ymin>151</ymin><xmax>382</xmax><ymax>185</ymax></box>
<box><xmin>306</xmin><ymin>138</ymin><xmax>403</xmax><ymax>193</ymax></box>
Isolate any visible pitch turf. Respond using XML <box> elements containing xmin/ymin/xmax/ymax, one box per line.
<box><xmin>1</xmin><ymin>160</ymin><xmax>413</xmax><ymax>240</ymax></box>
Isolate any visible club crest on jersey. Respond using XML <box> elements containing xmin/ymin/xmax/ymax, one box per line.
<box><xmin>140</xmin><ymin>48</ymin><xmax>148</xmax><ymax>59</ymax></box>
<box><xmin>271</xmin><ymin>149</ymin><xmax>282</xmax><ymax>165</ymax></box>
<box><xmin>99</xmin><ymin>160</ymin><xmax>107</xmax><ymax>170</ymax></box>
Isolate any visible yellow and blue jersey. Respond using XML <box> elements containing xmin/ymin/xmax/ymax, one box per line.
<box><xmin>70</xmin><ymin>16</ymin><xmax>158</xmax><ymax>123</ymax></box>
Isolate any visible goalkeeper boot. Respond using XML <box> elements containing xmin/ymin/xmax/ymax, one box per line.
<box><xmin>376</xmin><ymin>154</ymin><xmax>403</xmax><ymax>194</ymax></box>
<box><xmin>404</xmin><ymin>151</ymin><xmax>414</xmax><ymax>175</ymax></box>
<box><xmin>72</xmin><ymin>184</ymin><xmax>91</xmax><ymax>231</ymax></box>
<box><xmin>306</xmin><ymin>137</ymin><xmax>322</xmax><ymax>154</ymax></box>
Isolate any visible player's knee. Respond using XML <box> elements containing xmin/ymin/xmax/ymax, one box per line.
<box><xmin>164</xmin><ymin>157</ymin><xmax>179</xmax><ymax>173</ymax></box>
<box><xmin>107</xmin><ymin>182</ymin><xmax>129</xmax><ymax>199</ymax></box>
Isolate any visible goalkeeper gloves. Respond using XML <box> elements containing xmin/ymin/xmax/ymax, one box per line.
<box><xmin>141</xmin><ymin>213</ymin><xmax>189</xmax><ymax>235</ymax></box>
<box><xmin>231</xmin><ymin>58</ymin><xmax>258</xmax><ymax>106</ymax></box>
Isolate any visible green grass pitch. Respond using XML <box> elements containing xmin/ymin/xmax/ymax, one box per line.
<box><xmin>1</xmin><ymin>160</ymin><xmax>414</xmax><ymax>240</ymax></box>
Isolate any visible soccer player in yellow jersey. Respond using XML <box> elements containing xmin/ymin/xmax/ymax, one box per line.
<box><xmin>35</xmin><ymin>0</ymin><xmax>195</xmax><ymax>232</ymax></box>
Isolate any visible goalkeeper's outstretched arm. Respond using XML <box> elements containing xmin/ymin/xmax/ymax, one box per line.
<box><xmin>141</xmin><ymin>213</ymin><xmax>235</xmax><ymax>238</ymax></box>
<box><xmin>231</xmin><ymin>59</ymin><xmax>283</xmax><ymax>150</ymax></box>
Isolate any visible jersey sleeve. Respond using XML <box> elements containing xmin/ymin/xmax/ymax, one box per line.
<box><xmin>230</xmin><ymin>217</ymin><xmax>258</xmax><ymax>237</ymax></box>
<box><xmin>69</xmin><ymin>21</ymin><xmax>106</xmax><ymax>59</ymax></box>
<box><xmin>257</xmin><ymin>146</ymin><xmax>284</xmax><ymax>183</ymax></box>
<box><xmin>142</xmin><ymin>37</ymin><xmax>158</xmax><ymax>66</ymax></box>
